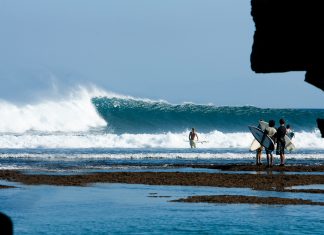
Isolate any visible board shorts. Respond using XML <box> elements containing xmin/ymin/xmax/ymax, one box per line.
<box><xmin>265</xmin><ymin>148</ymin><xmax>273</xmax><ymax>154</ymax></box>
<box><xmin>276</xmin><ymin>140</ymin><xmax>285</xmax><ymax>155</ymax></box>
<box><xmin>189</xmin><ymin>140</ymin><xmax>196</xmax><ymax>148</ymax></box>
<box><xmin>256</xmin><ymin>146</ymin><xmax>263</xmax><ymax>153</ymax></box>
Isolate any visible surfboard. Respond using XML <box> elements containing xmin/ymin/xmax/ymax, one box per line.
<box><xmin>250</xmin><ymin>139</ymin><xmax>262</xmax><ymax>151</ymax></box>
<box><xmin>248</xmin><ymin>126</ymin><xmax>275</xmax><ymax>150</ymax></box>
<box><xmin>259</xmin><ymin>120</ymin><xmax>268</xmax><ymax>131</ymax></box>
<box><xmin>249</xmin><ymin>120</ymin><xmax>266</xmax><ymax>151</ymax></box>
<box><xmin>284</xmin><ymin>135</ymin><xmax>296</xmax><ymax>151</ymax></box>
<box><xmin>258</xmin><ymin>120</ymin><xmax>296</xmax><ymax>151</ymax></box>
<box><xmin>185</xmin><ymin>140</ymin><xmax>208</xmax><ymax>144</ymax></box>
<box><xmin>196</xmin><ymin>140</ymin><xmax>208</xmax><ymax>144</ymax></box>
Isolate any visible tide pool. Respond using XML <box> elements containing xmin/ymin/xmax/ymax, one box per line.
<box><xmin>1</xmin><ymin>182</ymin><xmax>323</xmax><ymax>235</ymax></box>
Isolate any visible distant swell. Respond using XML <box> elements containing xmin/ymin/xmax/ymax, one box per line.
<box><xmin>93</xmin><ymin>97</ymin><xmax>324</xmax><ymax>133</ymax></box>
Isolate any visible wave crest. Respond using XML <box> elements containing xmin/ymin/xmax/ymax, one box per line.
<box><xmin>0</xmin><ymin>86</ymin><xmax>106</xmax><ymax>133</ymax></box>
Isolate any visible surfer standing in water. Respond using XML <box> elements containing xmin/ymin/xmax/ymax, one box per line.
<box><xmin>256</xmin><ymin>119</ymin><xmax>264</xmax><ymax>166</ymax></box>
<box><xmin>276</xmin><ymin>118</ymin><xmax>287</xmax><ymax>166</ymax></box>
<box><xmin>189</xmin><ymin>128</ymin><xmax>198</xmax><ymax>148</ymax></box>
<box><xmin>264</xmin><ymin>120</ymin><xmax>277</xmax><ymax>167</ymax></box>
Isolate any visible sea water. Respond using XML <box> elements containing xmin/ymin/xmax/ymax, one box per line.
<box><xmin>1</xmin><ymin>183</ymin><xmax>324</xmax><ymax>235</ymax></box>
<box><xmin>0</xmin><ymin>88</ymin><xmax>324</xmax><ymax>234</ymax></box>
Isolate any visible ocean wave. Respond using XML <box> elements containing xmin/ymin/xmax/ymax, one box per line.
<box><xmin>0</xmin><ymin>85</ymin><xmax>323</xmax><ymax>134</ymax></box>
<box><xmin>93</xmin><ymin>97</ymin><xmax>324</xmax><ymax>133</ymax></box>
<box><xmin>0</xmin><ymin>130</ymin><xmax>322</xmax><ymax>149</ymax></box>
<box><xmin>0</xmin><ymin>86</ymin><xmax>107</xmax><ymax>133</ymax></box>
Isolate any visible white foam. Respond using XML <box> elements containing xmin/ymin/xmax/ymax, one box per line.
<box><xmin>0</xmin><ymin>130</ymin><xmax>322</xmax><ymax>149</ymax></box>
<box><xmin>0</xmin><ymin>85</ymin><xmax>183</xmax><ymax>134</ymax></box>
<box><xmin>0</xmin><ymin>86</ymin><xmax>107</xmax><ymax>133</ymax></box>
<box><xmin>1</xmin><ymin>152</ymin><xmax>324</xmax><ymax>160</ymax></box>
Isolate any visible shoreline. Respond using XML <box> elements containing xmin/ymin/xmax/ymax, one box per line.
<box><xmin>1</xmin><ymin>164</ymin><xmax>323</xmax><ymax>205</ymax></box>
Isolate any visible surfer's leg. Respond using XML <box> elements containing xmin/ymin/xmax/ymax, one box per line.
<box><xmin>279</xmin><ymin>141</ymin><xmax>285</xmax><ymax>166</ymax></box>
<box><xmin>256</xmin><ymin>148</ymin><xmax>262</xmax><ymax>165</ymax></box>
<box><xmin>266</xmin><ymin>154</ymin><xmax>270</xmax><ymax>167</ymax></box>
<box><xmin>265</xmin><ymin>149</ymin><xmax>272</xmax><ymax>167</ymax></box>
<box><xmin>280</xmin><ymin>153</ymin><xmax>285</xmax><ymax>166</ymax></box>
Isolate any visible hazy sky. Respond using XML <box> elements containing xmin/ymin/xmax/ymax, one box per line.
<box><xmin>0</xmin><ymin>0</ymin><xmax>323</xmax><ymax>108</ymax></box>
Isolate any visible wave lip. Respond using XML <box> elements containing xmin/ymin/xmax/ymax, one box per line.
<box><xmin>0</xmin><ymin>87</ymin><xmax>106</xmax><ymax>133</ymax></box>
<box><xmin>93</xmin><ymin>97</ymin><xmax>324</xmax><ymax>134</ymax></box>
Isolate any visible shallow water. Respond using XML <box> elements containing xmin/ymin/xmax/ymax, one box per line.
<box><xmin>1</xmin><ymin>148</ymin><xmax>324</xmax><ymax>173</ymax></box>
<box><xmin>1</xmin><ymin>148</ymin><xmax>323</xmax><ymax>234</ymax></box>
<box><xmin>1</xmin><ymin>182</ymin><xmax>323</xmax><ymax>235</ymax></box>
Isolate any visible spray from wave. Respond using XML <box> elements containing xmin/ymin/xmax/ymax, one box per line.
<box><xmin>0</xmin><ymin>86</ymin><xmax>108</xmax><ymax>133</ymax></box>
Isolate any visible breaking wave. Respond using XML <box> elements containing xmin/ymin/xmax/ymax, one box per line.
<box><xmin>0</xmin><ymin>86</ymin><xmax>323</xmax><ymax>149</ymax></box>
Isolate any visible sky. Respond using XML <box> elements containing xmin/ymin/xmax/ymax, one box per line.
<box><xmin>0</xmin><ymin>0</ymin><xmax>323</xmax><ymax>108</ymax></box>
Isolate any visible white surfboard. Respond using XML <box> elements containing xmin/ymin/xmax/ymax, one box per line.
<box><xmin>259</xmin><ymin>120</ymin><xmax>268</xmax><ymax>131</ymax></box>
<box><xmin>185</xmin><ymin>140</ymin><xmax>208</xmax><ymax>144</ymax></box>
<box><xmin>250</xmin><ymin>139</ymin><xmax>261</xmax><ymax>151</ymax></box>
<box><xmin>284</xmin><ymin>135</ymin><xmax>296</xmax><ymax>151</ymax></box>
<box><xmin>258</xmin><ymin>120</ymin><xmax>296</xmax><ymax>151</ymax></box>
<box><xmin>248</xmin><ymin>126</ymin><xmax>275</xmax><ymax>150</ymax></box>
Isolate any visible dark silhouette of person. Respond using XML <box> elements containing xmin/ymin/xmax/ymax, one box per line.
<box><xmin>0</xmin><ymin>212</ymin><xmax>13</xmax><ymax>235</ymax></box>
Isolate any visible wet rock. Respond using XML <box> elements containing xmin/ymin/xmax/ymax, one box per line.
<box><xmin>171</xmin><ymin>195</ymin><xmax>324</xmax><ymax>205</ymax></box>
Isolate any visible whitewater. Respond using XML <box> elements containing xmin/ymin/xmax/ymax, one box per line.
<box><xmin>0</xmin><ymin>86</ymin><xmax>323</xmax><ymax>150</ymax></box>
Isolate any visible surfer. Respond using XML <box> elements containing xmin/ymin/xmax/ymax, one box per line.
<box><xmin>255</xmin><ymin>147</ymin><xmax>263</xmax><ymax>166</ymax></box>
<box><xmin>286</xmin><ymin>124</ymin><xmax>295</xmax><ymax>139</ymax></box>
<box><xmin>264</xmin><ymin>120</ymin><xmax>277</xmax><ymax>167</ymax></box>
<box><xmin>256</xmin><ymin>120</ymin><xmax>264</xmax><ymax>166</ymax></box>
<box><xmin>276</xmin><ymin>119</ymin><xmax>287</xmax><ymax>166</ymax></box>
<box><xmin>189</xmin><ymin>128</ymin><xmax>198</xmax><ymax>148</ymax></box>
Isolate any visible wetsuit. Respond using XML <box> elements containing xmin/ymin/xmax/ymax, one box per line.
<box><xmin>276</xmin><ymin>125</ymin><xmax>287</xmax><ymax>155</ymax></box>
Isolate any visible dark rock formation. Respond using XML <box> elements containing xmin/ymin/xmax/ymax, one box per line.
<box><xmin>250</xmin><ymin>0</ymin><xmax>324</xmax><ymax>136</ymax></box>
<box><xmin>171</xmin><ymin>195</ymin><xmax>324</xmax><ymax>206</ymax></box>
<box><xmin>250</xmin><ymin>0</ymin><xmax>324</xmax><ymax>91</ymax></box>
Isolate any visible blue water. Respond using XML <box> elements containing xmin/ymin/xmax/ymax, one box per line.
<box><xmin>1</xmin><ymin>148</ymin><xmax>324</xmax><ymax>234</ymax></box>
<box><xmin>93</xmin><ymin>97</ymin><xmax>324</xmax><ymax>133</ymax></box>
<box><xmin>1</xmin><ymin>148</ymin><xmax>323</xmax><ymax>173</ymax></box>
<box><xmin>1</xmin><ymin>96</ymin><xmax>323</xmax><ymax>149</ymax></box>
<box><xmin>1</xmin><ymin>182</ymin><xmax>324</xmax><ymax>235</ymax></box>
<box><xmin>1</xmin><ymin>94</ymin><xmax>324</xmax><ymax>234</ymax></box>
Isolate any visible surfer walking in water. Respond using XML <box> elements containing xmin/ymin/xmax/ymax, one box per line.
<box><xmin>189</xmin><ymin>128</ymin><xmax>198</xmax><ymax>148</ymax></box>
